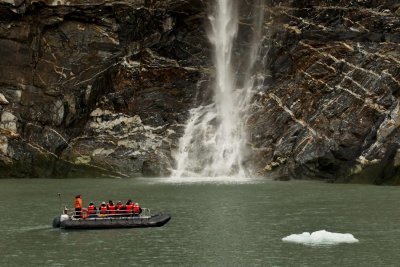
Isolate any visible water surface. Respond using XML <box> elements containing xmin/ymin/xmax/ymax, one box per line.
<box><xmin>0</xmin><ymin>178</ymin><xmax>399</xmax><ymax>266</ymax></box>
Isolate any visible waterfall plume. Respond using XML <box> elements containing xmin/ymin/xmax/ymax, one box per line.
<box><xmin>173</xmin><ymin>0</ymin><xmax>265</xmax><ymax>178</ymax></box>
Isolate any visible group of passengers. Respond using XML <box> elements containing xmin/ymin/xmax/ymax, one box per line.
<box><xmin>74</xmin><ymin>195</ymin><xmax>142</xmax><ymax>218</ymax></box>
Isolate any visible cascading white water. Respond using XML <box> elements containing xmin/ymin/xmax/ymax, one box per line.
<box><xmin>206</xmin><ymin>0</ymin><xmax>242</xmax><ymax>176</ymax></box>
<box><xmin>173</xmin><ymin>0</ymin><xmax>265</xmax><ymax>178</ymax></box>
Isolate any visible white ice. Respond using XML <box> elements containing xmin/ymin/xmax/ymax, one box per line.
<box><xmin>282</xmin><ymin>230</ymin><xmax>359</xmax><ymax>246</ymax></box>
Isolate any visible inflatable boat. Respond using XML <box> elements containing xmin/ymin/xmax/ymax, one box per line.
<box><xmin>53</xmin><ymin>208</ymin><xmax>171</xmax><ymax>230</ymax></box>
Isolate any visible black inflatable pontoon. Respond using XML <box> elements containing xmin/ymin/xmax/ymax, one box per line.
<box><xmin>53</xmin><ymin>209</ymin><xmax>170</xmax><ymax>230</ymax></box>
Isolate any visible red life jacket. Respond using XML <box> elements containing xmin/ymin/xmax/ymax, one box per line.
<box><xmin>125</xmin><ymin>204</ymin><xmax>133</xmax><ymax>213</ymax></box>
<box><xmin>116</xmin><ymin>204</ymin><xmax>124</xmax><ymax>213</ymax></box>
<box><xmin>87</xmin><ymin>205</ymin><xmax>96</xmax><ymax>215</ymax></box>
<box><xmin>133</xmin><ymin>205</ymin><xmax>141</xmax><ymax>214</ymax></box>
<box><xmin>107</xmin><ymin>204</ymin><xmax>116</xmax><ymax>214</ymax></box>
<box><xmin>100</xmin><ymin>205</ymin><xmax>107</xmax><ymax>214</ymax></box>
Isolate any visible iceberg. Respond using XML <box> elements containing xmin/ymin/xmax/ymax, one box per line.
<box><xmin>282</xmin><ymin>230</ymin><xmax>359</xmax><ymax>245</ymax></box>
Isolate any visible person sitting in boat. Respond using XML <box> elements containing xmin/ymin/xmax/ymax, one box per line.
<box><xmin>107</xmin><ymin>200</ymin><xmax>116</xmax><ymax>216</ymax></box>
<box><xmin>87</xmin><ymin>201</ymin><xmax>97</xmax><ymax>218</ymax></box>
<box><xmin>133</xmin><ymin>203</ymin><xmax>142</xmax><ymax>216</ymax></box>
<box><xmin>74</xmin><ymin>194</ymin><xmax>82</xmax><ymax>218</ymax></box>
<box><xmin>116</xmin><ymin>201</ymin><xmax>124</xmax><ymax>216</ymax></box>
<box><xmin>99</xmin><ymin>201</ymin><xmax>107</xmax><ymax>217</ymax></box>
<box><xmin>125</xmin><ymin>200</ymin><xmax>134</xmax><ymax>216</ymax></box>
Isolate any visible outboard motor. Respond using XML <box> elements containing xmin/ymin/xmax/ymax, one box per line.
<box><xmin>52</xmin><ymin>214</ymin><xmax>70</xmax><ymax>228</ymax></box>
<box><xmin>52</xmin><ymin>216</ymin><xmax>61</xmax><ymax>228</ymax></box>
<box><xmin>52</xmin><ymin>207</ymin><xmax>70</xmax><ymax>228</ymax></box>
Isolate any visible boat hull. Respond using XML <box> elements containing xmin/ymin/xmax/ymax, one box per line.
<box><xmin>57</xmin><ymin>214</ymin><xmax>171</xmax><ymax>230</ymax></box>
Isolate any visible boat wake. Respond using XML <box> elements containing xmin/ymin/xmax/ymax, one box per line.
<box><xmin>7</xmin><ymin>225</ymin><xmax>52</xmax><ymax>233</ymax></box>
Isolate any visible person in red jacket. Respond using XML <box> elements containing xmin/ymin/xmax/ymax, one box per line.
<box><xmin>107</xmin><ymin>200</ymin><xmax>116</xmax><ymax>215</ymax></box>
<box><xmin>116</xmin><ymin>201</ymin><xmax>124</xmax><ymax>216</ymax></box>
<box><xmin>133</xmin><ymin>203</ymin><xmax>142</xmax><ymax>216</ymax></box>
<box><xmin>125</xmin><ymin>200</ymin><xmax>133</xmax><ymax>216</ymax></box>
<box><xmin>87</xmin><ymin>202</ymin><xmax>97</xmax><ymax>218</ymax></box>
<box><xmin>99</xmin><ymin>201</ymin><xmax>107</xmax><ymax>217</ymax></box>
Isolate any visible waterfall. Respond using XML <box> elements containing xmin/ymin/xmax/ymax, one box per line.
<box><xmin>173</xmin><ymin>0</ymin><xmax>265</xmax><ymax>178</ymax></box>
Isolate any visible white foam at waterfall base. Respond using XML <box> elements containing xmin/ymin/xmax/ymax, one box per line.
<box><xmin>165</xmin><ymin>175</ymin><xmax>252</xmax><ymax>184</ymax></box>
<box><xmin>282</xmin><ymin>230</ymin><xmax>359</xmax><ymax>246</ymax></box>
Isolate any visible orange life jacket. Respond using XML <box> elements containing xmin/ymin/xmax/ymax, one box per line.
<box><xmin>87</xmin><ymin>205</ymin><xmax>96</xmax><ymax>215</ymax></box>
<box><xmin>75</xmin><ymin>198</ymin><xmax>82</xmax><ymax>209</ymax></box>
<box><xmin>100</xmin><ymin>205</ymin><xmax>107</xmax><ymax>214</ymax></box>
<box><xmin>116</xmin><ymin>204</ymin><xmax>123</xmax><ymax>210</ymax></box>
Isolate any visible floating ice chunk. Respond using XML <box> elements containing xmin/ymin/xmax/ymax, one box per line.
<box><xmin>282</xmin><ymin>230</ymin><xmax>359</xmax><ymax>245</ymax></box>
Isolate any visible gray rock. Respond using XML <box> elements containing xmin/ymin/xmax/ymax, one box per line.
<box><xmin>1</xmin><ymin>0</ymin><xmax>400</xmax><ymax>184</ymax></box>
<box><xmin>0</xmin><ymin>93</ymin><xmax>8</xmax><ymax>105</ymax></box>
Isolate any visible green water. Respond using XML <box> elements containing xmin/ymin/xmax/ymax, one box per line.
<box><xmin>0</xmin><ymin>178</ymin><xmax>399</xmax><ymax>266</ymax></box>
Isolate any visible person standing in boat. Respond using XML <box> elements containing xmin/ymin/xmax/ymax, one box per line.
<box><xmin>125</xmin><ymin>199</ymin><xmax>134</xmax><ymax>216</ymax></box>
<box><xmin>99</xmin><ymin>201</ymin><xmax>108</xmax><ymax>217</ymax></box>
<box><xmin>107</xmin><ymin>200</ymin><xmax>116</xmax><ymax>216</ymax></box>
<box><xmin>74</xmin><ymin>195</ymin><xmax>83</xmax><ymax>218</ymax></box>
<box><xmin>87</xmin><ymin>201</ymin><xmax>97</xmax><ymax>218</ymax></box>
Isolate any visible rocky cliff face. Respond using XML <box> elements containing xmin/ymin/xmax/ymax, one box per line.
<box><xmin>0</xmin><ymin>0</ymin><xmax>399</xmax><ymax>183</ymax></box>
<box><xmin>0</xmin><ymin>0</ymin><xmax>209</xmax><ymax>177</ymax></box>
<box><xmin>249</xmin><ymin>0</ymin><xmax>400</xmax><ymax>184</ymax></box>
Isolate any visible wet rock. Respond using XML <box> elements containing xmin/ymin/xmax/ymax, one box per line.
<box><xmin>0</xmin><ymin>93</ymin><xmax>9</xmax><ymax>105</ymax></box>
<box><xmin>248</xmin><ymin>1</ymin><xmax>400</xmax><ymax>183</ymax></box>
<box><xmin>0</xmin><ymin>111</ymin><xmax>17</xmax><ymax>132</ymax></box>
<box><xmin>0</xmin><ymin>0</ymin><xmax>206</xmax><ymax>178</ymax></box>
<box><xmin>0</xmin><ymin>135</ymin><xmax>8</xmax><ymax>155</ymax></box>
<box><xmin>61</xmin><ymin>111</ymin><xmax>176</xmax><ymax>177</ymax></box>
<box><xmin>1</xmin><ymin>0</ymin><xmax>400</xmax><ymax>184</ymax></box>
